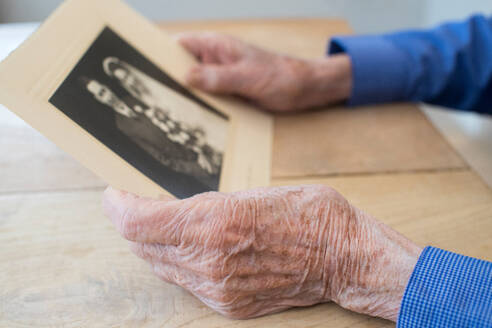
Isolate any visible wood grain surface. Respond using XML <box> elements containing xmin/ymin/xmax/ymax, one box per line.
<box><xmin>272</xmin><ymin>103</ymin><xmax>466</xmax><ymax>177</ymax></box>
<box><xmin>1</xmin><ymin>18</ymin><xmax>491</xmax><ymax>328</ymax></box>
<box><xmin>0</xmin><ymin>108</ymin><xmax>105</xmax><ymax>194</ymax></box>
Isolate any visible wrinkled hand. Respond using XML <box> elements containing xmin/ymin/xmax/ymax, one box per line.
<box><xmin>103</xmin><ymin>185</ymin><xmax>421</xmax><ymax>320</ymax></box>
<box><xmin>178</xmin><ymin>32</ymin><xmax>352</xmax><ymax>112</ymax></box>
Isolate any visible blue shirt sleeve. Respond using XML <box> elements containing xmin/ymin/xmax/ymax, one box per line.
<box><xmin>328</xmin><ymin>15</ymin><xmax>492</xmax><ymax>114</ymax></box>
<box><xmin>397</xmin><ymin>246</ymin><xmax>492</xmax><ymax>327</ymax></box>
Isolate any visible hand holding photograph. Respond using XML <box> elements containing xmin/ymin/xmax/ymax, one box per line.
<box><xmin>0</xmin><ymin>0</ymin><xmax>273</xmax><ymax>198</ymax></box>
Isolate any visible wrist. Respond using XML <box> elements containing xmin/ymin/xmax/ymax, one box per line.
<box><xmin>299</xmin><ymin>55</ymin><xmax>352</xmax><ymax>109</ymax></box>
<box><xmin>328</xmin><ymin>208</ymin><xmax>422</xmax><ymax>322</ymax></box>
<box><xmin>365</xmin><ymin>237</ymin><xmax>422</xmax><ymax>322</ymax></box>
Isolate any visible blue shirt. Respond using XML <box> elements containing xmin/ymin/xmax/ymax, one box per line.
<box><xmin>398</xmin><ymin>247</ymin><xmax>492</xmax><ymax>327</ymax></box>
<box><xmin>328</xmin><ymin>15</ymin><xmax>492</xmax><ymax>114</ymax></box>
<box><xmin>327</xmin><ymin>16</ymin><xmax>492</xmax><ymax>326</ymax></box>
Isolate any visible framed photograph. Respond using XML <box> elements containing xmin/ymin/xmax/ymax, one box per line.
<box><xmin>50</xmin><ymin>27</ymin><xmax>229</xmax><ymax>198</ymax></box>
<box><xmin>0</xmin><ymin>0</ymin><xmax>272</xmax><ymax>198</ymax></box>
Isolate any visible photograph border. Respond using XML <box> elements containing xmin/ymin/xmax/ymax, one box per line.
<box><xmin>0</xmin><ymin>0</ymin><xmax>273</xmax><ymax>198</ymax></box>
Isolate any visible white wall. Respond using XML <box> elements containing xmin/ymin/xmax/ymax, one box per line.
<box><xmin>122</xmin><ymin>0</ymin><xmax>429</xmax><ymax>33</ymax></box>
<box><xmin>425</xmin><ymin>0</ymin><xmax>492</xmax><ymax>26</ymax></box>
<box><xmin>0</xmin><ymin>0</ymin><xmax>62</xmax><ymax>23</ymax></box>
<box><xmin>0</xmin><ymin>0</ymin><xmax>491</xmax><ymax>33</ymax></box>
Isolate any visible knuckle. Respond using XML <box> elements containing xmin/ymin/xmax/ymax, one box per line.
<box><xmin>213</xmin><ymin>289</ymin><xmax>232</xmax><ymax>304</ymax></box>
<box><xmin>129</xmin><ymin>242</ymin><xmax>144</xmax><ymax>257</ymax></box>
<box><xmin>205</xmin><ymin>264</ymin><xmax>226</xmax><ymax>283</ymax></box>
<box><xmin>120</xmin><ymin>209</ymin><xmax>138</xmax><ymax>240</ymax></box>
<box><xmin>210</xmin><ymin>291</ymin><xmax>242</xmax><ymax>316</ymax></box>
<box><xmin>211</xmin><ymin>294</ymin><xmax>253</xmax><ymax>319</ymax></box>
<box><xmin>153</xmin><ymin>265</ymin><xmax>175</xmax><ymax>284</ymax></box>
<box><xmin>314</xmin><ymin>184</ymin><xmax>343</xmax><ymax>200</ymax></box>
<box><xmin>219</xmin><ymin>308</ymin><xmax>249</xmax><ymax>320</ymax></box>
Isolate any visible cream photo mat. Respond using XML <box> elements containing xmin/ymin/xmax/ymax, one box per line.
<box><xmin>0</xmin><ymin>0</ymin><xmax>273</xmax><ymax>198</ymax></box>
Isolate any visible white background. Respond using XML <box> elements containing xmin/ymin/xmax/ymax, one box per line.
<box><xmin>0</xmin><ymin>0</ymin><xmax>491</xmax><ymax>33</ymax></box>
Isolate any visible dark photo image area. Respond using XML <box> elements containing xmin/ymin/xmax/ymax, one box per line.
<box><xmin>50</xmin><ymin>27</ymin><xmax>229</xmax><ymax>199</ymax></box>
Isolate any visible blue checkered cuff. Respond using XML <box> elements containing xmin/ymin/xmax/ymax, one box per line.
<box><xmin>397</xmin><ymin>246</ymin><xmax>492</xmax><ymax>327</ymax></box>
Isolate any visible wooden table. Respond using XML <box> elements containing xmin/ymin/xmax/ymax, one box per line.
<box><xmin>1</xmin><ymin>19</ymin><xmax>491</xmax><ymax>327</ymax></box>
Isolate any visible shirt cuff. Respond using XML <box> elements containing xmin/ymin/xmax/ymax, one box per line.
<box><xmin>397</xmin><ymin>246</ymin><xmax>492</xmax><ymax>327</ymax></box>
<box><xmin>328</xmin><ymin>35</ymin><xmax>411</xmax><ymax>106</ymax></box>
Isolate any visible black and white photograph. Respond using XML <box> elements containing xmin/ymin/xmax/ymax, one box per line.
<box><xmin>50</xmin><ymin>27</ymin><xmax>229</xmax><ymax>199</ymax></box>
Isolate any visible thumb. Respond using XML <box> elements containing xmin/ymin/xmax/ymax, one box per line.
<box><xmin>103</xmin><ymin>187</ymin><xmax>184</xmax><ymax>245</ymax></box>
<box><xmin>186</xmin><ymin>64</ymin><xmax>246</xmax><ymax>94</ymax></box>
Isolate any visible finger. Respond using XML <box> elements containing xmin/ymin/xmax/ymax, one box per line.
<box><xmin>152</xmin><ymin>262</ymin><xmax>179</xmax><ymax>285</ymax></box>
<box><xmin>129</xmin><ymin>242</ymin><xmax>199</xmax><ymax>287</ymax></box>
<box><xmin>152</xmin><ymin>261</ymin><xmax>200</xmax><ymax>288</ymax></box>
<box><xmin>130</xmin><ymin>242</ymin><xmax>180</xmax><ymax>285</ymax></box>
<box><xmin>129</xmin><ymin>241</ymin><xmax>203</xmax><ymax>273</ymax></box>
<box><xmin>129</xmin><ymin>238</ymin><xmax>232</xmax><ymax>283</ymax></box>
<box><xmin>177</xmin><ymin>32</ymin><xmax>209</xmax><ymax>59</ymax></box>
<box><xmin>177</xmin><ymin>32</ymin><xmax>241</xmax><ymax>64</ymax></box>
<box><xmin>103</xmin><ymin>186</ymin><xmax>185</xmax><ymax>244</ymax></box>
<box><xmin>186</xmin><ymin>64</ymin><xmax>248</xmax><ymax>94</ymax></box>
<box><xmin>129</xmin><ymin>241</ymin><xmax>179</xmax><ymax>263</ymax></box>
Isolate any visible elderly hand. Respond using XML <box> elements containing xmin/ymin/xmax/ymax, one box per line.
<box><xmin>178</xmin><ymin>32</ymin><xmax>352</xmax><ymax>112</ymax></box>
<box><xmin>103</xmin><ymin>185</ymin><xmax>421</xmax><ymax>321</ymax></box>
